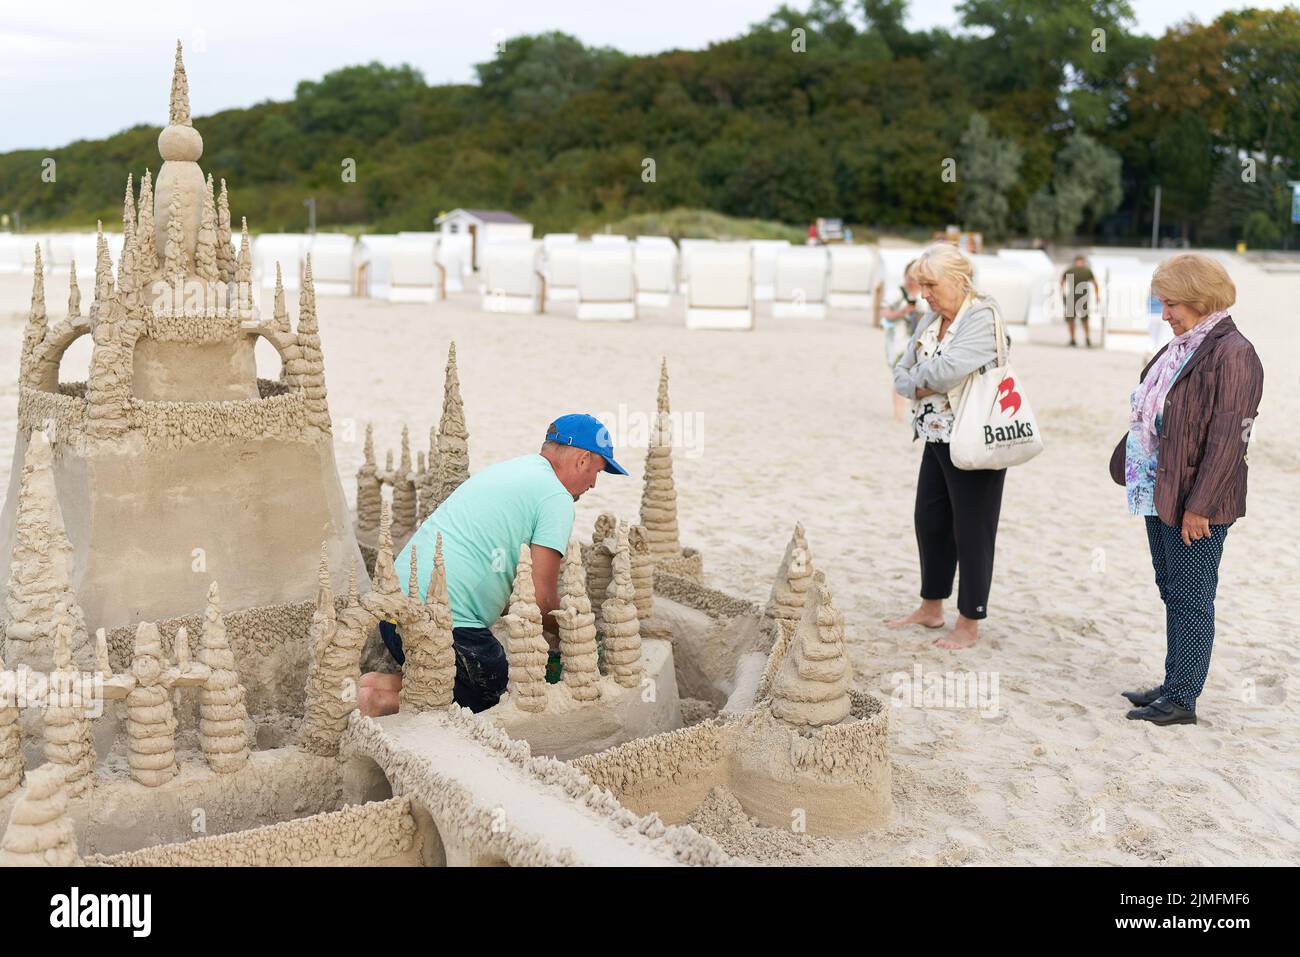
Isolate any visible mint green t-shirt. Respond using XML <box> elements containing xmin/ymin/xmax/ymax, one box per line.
<box><xmin>394</xmin><ymin>454</ymin><xmax>575</xmax><ymax>629</ymax></box>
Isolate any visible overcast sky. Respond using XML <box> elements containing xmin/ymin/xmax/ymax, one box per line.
<box><xmin>1</xmin><ymin>0</ymin><xmax>1289</xmax><ymax>152</ymax></box>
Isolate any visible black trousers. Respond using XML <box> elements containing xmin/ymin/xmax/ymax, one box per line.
<box><xmin>914</xmin><ymin>441</ymin><xmax>1006</xmax><ymax>620</ymax></box>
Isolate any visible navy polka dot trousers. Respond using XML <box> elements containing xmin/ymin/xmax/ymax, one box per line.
<box><xmin>1144</xmin><ymin>516</ymin><xmax>1232</xmax><ymax>712</ymax></box>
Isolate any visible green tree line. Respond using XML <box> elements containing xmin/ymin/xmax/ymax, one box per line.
<box><xmin>2</xmin><ymin>0</ymin><xmax>1297</xmax><ymax>247</ymax></box>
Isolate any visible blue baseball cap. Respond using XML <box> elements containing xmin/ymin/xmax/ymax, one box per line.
<box><xmin>546</xmin><ymin>413</ymin><xmax>628</xmax><ymax>475</ymax></box>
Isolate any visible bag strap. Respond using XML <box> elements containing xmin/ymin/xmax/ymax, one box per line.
<box><xmin>989</xmin><ymin>299</ymin><xmax>1008</xmax><ymax>369</ymax></box>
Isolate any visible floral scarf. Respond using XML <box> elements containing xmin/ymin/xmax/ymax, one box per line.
<box><xmin>1130</xmin><ymin>310</ymin><xmax>1229</xmax><ymax>452</ymax></box>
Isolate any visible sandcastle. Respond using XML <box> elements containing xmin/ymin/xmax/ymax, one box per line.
<box><xmin>354</xmin><ymin>342</ymin><xmax>470</xmax><ymax>556</ymax></box>
<box><xmin>0</xmin><ymin>40</ymin><xmax>365</xmax><ymax>646</ymax></box>
<box><xmin>0</xmin><ymin>46</ymin><xmax>892</xmax><ymax>866</ymax></box>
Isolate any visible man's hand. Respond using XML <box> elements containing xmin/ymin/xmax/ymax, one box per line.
<box><xmin>915</xmin><ymin>387</ymin><xmax>938</xmax><ymax>399</ymax></box>
<box><xmin>1181</xmin><ymin>510</ymin><xmax>1211</xmax><ymax>546</ymax></box>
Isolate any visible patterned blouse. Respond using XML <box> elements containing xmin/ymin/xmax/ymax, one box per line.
<box><xmin>911</xmin><ymin>313</ymin><xmax>956</xmax><ymax>442</ymax></box>
<box><xmin>1124</xmin><ymin>348</ymin><xmax>1198</xmax><ymax>515</ymax></box>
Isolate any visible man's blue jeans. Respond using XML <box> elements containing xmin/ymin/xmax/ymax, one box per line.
<box><xmin>378</xmin><ymin>620</ymin><xmax>508</xmax><ymax>713</ymax></box>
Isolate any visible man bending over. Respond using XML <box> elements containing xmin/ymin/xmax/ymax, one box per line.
<box><xmin>358</xmin><ymin>413</ymin><xmax>627</xmax><ymax>716</ymax></box>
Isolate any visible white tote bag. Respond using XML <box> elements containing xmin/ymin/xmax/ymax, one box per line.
<box><xmin>949</xmin><ymin>306</ymin><xmax>1044</xmax><ymax>470</ymax></box>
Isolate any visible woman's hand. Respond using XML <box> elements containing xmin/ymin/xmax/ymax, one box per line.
<box><xmin>915</xmin><ymin>387</ymin><xmax>938</xmax><ymax>398</ymax></box>
<box><xmin>1181</xmin><ymin>510</ymin><xmax>1211</xmax><ymax>546</ymax></box>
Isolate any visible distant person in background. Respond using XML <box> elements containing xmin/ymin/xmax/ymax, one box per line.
<box><xmin>1109</xmin><ymin>254</ymin><xmax>1263</xmax><ymax>726</ymax></box>
<box><xmin>882</xmin><ymin>260</ymin><xmax>925</xmax><ymax>422</ymax></box>
<box><xmin>808</xmin><ymin>223</ymin><xmax>818</xmax><ymax>245</ymax></box>
<box><xmin>1061</xmin><ymin>255</ymin><xmax>1099</xmax><ymax>347</ymax></box>
<box><xmin>843</xmin><ymin>225</ymin><xmax>854</xmax><ymax>243</ymax></box>
<box><xmin>887</xmin><ymin>243</ymin><xmax>1010</xmax><ymax>650</ymax></box>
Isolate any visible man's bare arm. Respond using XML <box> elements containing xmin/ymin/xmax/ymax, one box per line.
<box><xmin>530</xmin><ymin>543</ymin><xmax>564</xmax><ymax>650</ymax></box>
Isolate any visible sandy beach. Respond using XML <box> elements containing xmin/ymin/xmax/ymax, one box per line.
<box><xmin>1</xmin><ymin>253</ymin><xmax>1295</xmax><ymax>866</ymax></box>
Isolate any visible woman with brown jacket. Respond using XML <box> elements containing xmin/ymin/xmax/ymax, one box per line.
<box><xmin>1109</xmin><ymin>254</ymin><xmax>1264</xmax><ymax>726</ymax></box>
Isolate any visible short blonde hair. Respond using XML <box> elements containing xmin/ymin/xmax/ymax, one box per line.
<box><xmin>913</xmin><ymin>242</ymin><xmax>977</xmax><ymax>298</ymax></box>
<box><xmin>1151</xmin><ymin>254</ymin><xmax>1236</xmax><ymax>315</ymax></box>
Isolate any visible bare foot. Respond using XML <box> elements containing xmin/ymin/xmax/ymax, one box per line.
<box><xmin>886</xmin><ymin>603</ymin><xmax>945</xmax><ymax>629</ymax></box>
<box><xmin>934</xmin><ymin>618</ymin><xmax>979</xmax><ymax>649</ymax></box>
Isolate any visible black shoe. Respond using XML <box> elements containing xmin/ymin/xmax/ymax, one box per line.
<box><xmin>1122</xmin><ymin>685</ymin><xmax>1164</xmax><ymax>707</ymax></box>
<box><xmin>1126</xmin><ymin>696</ymin><xmax>1197</xmax><ymax>726</ymax></box>
<box><xmin>1069</xmin><ymin>341</ymin><xmax>1078</xmax><ymax>347</ymax></box>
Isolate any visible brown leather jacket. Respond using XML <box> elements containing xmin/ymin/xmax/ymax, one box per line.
<box><xmin>1109</xmin><ymin>317</ymin><xmax>1263</xmax><ymax>527</ymax></box>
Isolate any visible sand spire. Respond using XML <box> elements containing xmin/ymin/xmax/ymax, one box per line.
<box><xmin>126</xmin><ymin>621</ymin><xmax>179</xmax><ymax>786</ymax></box>
<box><xmin>136</xmin><ymin>168</ymin><xmax>157</xmax><ymax>274</ymax></box>
<box><xmin>418</xmin><ymin>424</ymin><xmax>440</xmax><ymax>521</ymax></box>
<box><xmin>195</xmin><ymin>174</ymin><xmax>219</xmax><ymax>282</ymax></box>
<box><xmin>66</xmin><ymin>260</ymin><xmax>81</xmax><ymax>319</ymax></box>
<box><xmin>168</xmin><ymin>39</ymin><xmax>191</xmax><ymax>126</ymax></box>
<box><xmin>585</xmin><ymin>512</ymin><xmax>617</xmax><ymax>632</ymax></box>
<box><xmin>272</xmin><ymin>262</ymin><xmax>289</xmax><ymax>332</ymax></box>
<box><xmin>355</xmin><ymin>423</ymin><xmax>382</xmax><ymax>539</ymax></box>
<box><xmin>198</xmin><ymin>582</ymin><xmax>250</xmax><ymax>773</ymax></box>
<box><xmin>0</xmin><ymin>764</ymin><xmax>79</xmax><ymax>866</ymax></box>
<box><xmin>119</xmin><ymin>173</ymin><xmax>136</xmax><ymax>296</ymax></box>
<box><xmin>19</xmin><ymin>246</ymin><xmax>47</xmax><ymax>388</ymax></box>
<box><xmin>432</xmin><ymin>342</ymin><xmax>469</xmax><ymax>509</ymax></box>
<box><xmin>235</xmin><ymin>216</ymin><xmax>252</xmax><ymax>314</ymax></box>
<box><xmin>504</xmin><ymin>544</ymin><xmax>549</xmax><ymax>712</ymax></box>
<box><xmin>42</xmin><ymin>605</ymin><xmax>96</xmax><ymax>797</ymax></box>
<box><xmin>639</xmin><ymin>361</ymin><xmax>681</xmax><ymax>561</ymax></box>
<box><xmin>765</xmin><ymin>523</ymin><xmax>813</xmax><ymax>639</ymax></box>
<box><xmin>392</xmin><ymin>425</ymin><xmax>417</xmax><ymax>542</ymax></box>
<box><xmin>300</xmin><ymin>545</ymin><xmax>365</xmax><ymax>756</ymax></box>
<box><xmin>555</xmin><ymin>539</ymin><xmax>600</xmax><ymax>702</ymax></box>
<box><xmin>399</xmin><ymin>537</ymin><xmax>456</xmax><ymax>711</ymax></box>
<box><xmin>216</xmin><ymin>178</ymin><xmax>235</xmax><ymax>282</ymax></box>
<box><xmin>88</xmin><ymin>222</ymin><xmax>115</xmax><ymax>325</ymax></box>
<box><xmin>372</xmin><ymin>500</ymin><xmax>400</xmax><ymax>596</ymax></box>
<box><xmin>769</xmin><ymin>571</ymin><xmax>852</xmax><ymax>728</ymax></box>
<box><xmin>287</xmin><ymin>254</ymin><xmax>331</xmax><ymax>431</ymax></box>
<box><xmin>601</xmin><ymin>522</ymin><xmax>643</xmax><ymax>689</ymax></box>
<box><xmin>4</xmin><ymin>430</ymin><xmax>90</xmax><ymax>667</ymax></box>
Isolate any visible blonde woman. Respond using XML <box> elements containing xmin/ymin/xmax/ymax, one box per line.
<box><xmin>1109</xmin><ymin>254</ymin><xmax>1263</xmax><ymax>726</ymax></box>
<box><xmin>887</xmin><ymin>243</ymin><xmax>1010</xmax><ymax>649</ymax></box>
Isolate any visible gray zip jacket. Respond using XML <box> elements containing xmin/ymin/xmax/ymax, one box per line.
<box><xmin>891</xmin><ymin>297</ymin><xmax>1008</xmax><ymax>407</ymax></box>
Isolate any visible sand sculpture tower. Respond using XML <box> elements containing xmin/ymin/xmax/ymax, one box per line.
<box><xmin>586</xmin><ymin>513</ymin><xmax>617</xmax><ymax>631</ymax></box>
<box><xmin>3</xmin><ymin>430</ymin><xmax>91</xmax><ymax>670</ymax></box>
<box><xmin>197</xmin><ymin>582</ymin><xmax>250</xmax><ymax>773</ymax></box>
<box><xmin>418</xmin><ymin>425</ymin><xmax>440</xmax><ymax>522</ymax></box>
<box><xmin>554</xmin><ymin>540</ymin><xmax>600</xmax><ymax>702</ymax></box>
<box><xmin>0</xmin><ymin>42</ymin><xmax>366</xmax><ymax>636</ymax></box>
<box><xmin>769</xmin><ymin>572</ymin><xmax>852</xmax><ymax>728</ymax></box>
<box><xmin>431</xmin><ymin>343</ymin><xmax>470</xmax><ymax>511</ymax></box>
<box><xmin>0</xmin><ymin>764</ymin><xmax>78</xmax><ymax>867</ymax></box>
<box><xmin>355</xmin><ymin>424</ymin><xmax>383</xmax><ymax>541</ymax></box>
<box><xmin>301</xmin><ymin>557</ymin><xmax>368</xmax><ymax>757</ymax></box>
<box><xmin>125</xmin><ymin>622</ymin><xmax>179</xmax><ymax>787</ymax></box>
<box><xmin>764</xmin><ymin>524</ymin><xmax>813</xmax><ymax>640</ymax></box>
<box><xmin>391</xmin><ymin>426</ymin><xmax>417</xmax><ymax>543</ymax></box>
<box><xmin>504</xmin><ymin>545</ymin><xmax>549</xmax><ymax>712</ymax></box>
<box><xmin>42</xmin><ymin>606</ymin><xmax>96</xmax><ymax>797</ymax></box>
<box><xmin>398</xmin><ymin>536</ymin><xmax>456</xmax><ymax>712</ymax></box>
<box><xmin>639</xmin><ymin>359</ymin><xmax>682</xmax><ymax>563</ymax></box>
<box><xmin>601</xmin><ymin>524</ymin><xmax>644</xmax><ymax>689</ymax></box>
